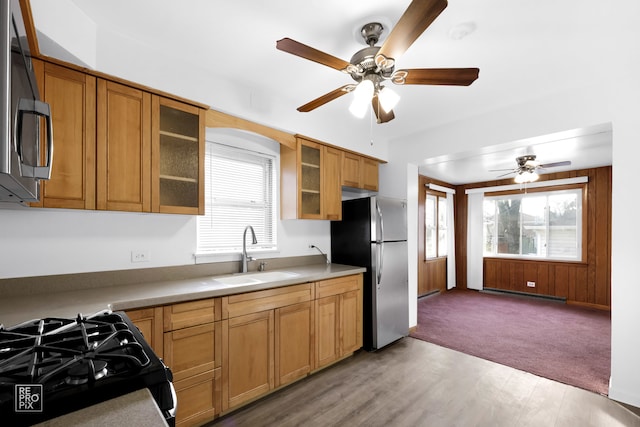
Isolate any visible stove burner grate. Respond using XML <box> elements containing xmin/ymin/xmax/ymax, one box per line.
<box><xmin>0</xmin><ymin>312</ymin><xmax>150</xmax><ymax>386</ymax></box>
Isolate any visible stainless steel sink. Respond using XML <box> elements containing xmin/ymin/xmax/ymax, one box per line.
<box><xmin>212</xmin><ymin>271</ymin><xmax>300</xmax><ymax>287</ymax></box>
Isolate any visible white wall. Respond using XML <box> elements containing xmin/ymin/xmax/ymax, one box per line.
<box><xmin>0</xmin><ymin>128</ymin><xmax>331</xmax><ymax>279</ymax></box>
<box><xmin>0</xmin><ymin>202</ymin><xmax>330</xmax><ymax>280</ymax></box>
<box><xmin>30</xmin><ymin>0</ymin><xmax>97</xmax><ymax>68</ymax></box>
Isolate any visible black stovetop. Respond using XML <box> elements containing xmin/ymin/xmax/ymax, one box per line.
<box><xmin>0</xmin><ymin>311</ymin><xmax>174</xmax><ymax>426</ymax></box>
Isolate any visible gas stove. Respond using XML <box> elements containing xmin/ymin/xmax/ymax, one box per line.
<box><xmin>0</xmin><ymin>310</ymin><xmax>175</xmax><ymax>426</ymax></box>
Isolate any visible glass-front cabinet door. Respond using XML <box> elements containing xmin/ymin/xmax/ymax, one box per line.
<box><xmin>152</xmin><ymin>96</ymin><xmax>204</xmax><ymax>214</ymax></box>
<box><xmin>299</xmin><ymin>139</ymin><xmax>323</xmax><ymax>219</ymax></box>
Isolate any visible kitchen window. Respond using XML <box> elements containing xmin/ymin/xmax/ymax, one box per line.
<box><xmin>483</xmin><ymin>188</ymin><xmax>583</xmax><ymax>261</ymax></box>
<box><xmin>425</xmin><ymin>191</ymin><xmax>447</xmax><ymax>259</ymax></box>
<box><xmin>197</xmin><ymin>142</ymin><xmax>277</xmax><ymax>254</ymax></box>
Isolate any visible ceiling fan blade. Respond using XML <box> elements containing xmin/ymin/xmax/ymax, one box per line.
<box><xmin>396</xmin><ymin>68</ymin><xmax>480</xmax><ymax>86</ymax></box>
<box><xmin>371</xmin><ymin>95</ymin><xmax>395</xmax><ymax>124</ymax></box>
<box><xmin>496</xmin><ymin>171</ymin><xmax>517</xmax><ymax>178</ymax></box>
<box><xmin>297</xmin><ymin>85</ymin><xmax>354</xmax><ymax>112</ymax></box>
<box><xmin>538</xmin><ymin>161</ymin><xmax>571</xmax><ymax>168</ymax></box>
<box><xmin>276</xmin><ymin>38</ymin><xmax>351</xmax><ymax>71</ymax></box>
<box><xmin>489</xmin><ymin>168</ymin><xmax>517</xmax><ymax>172</ymax></box>
<box><xmin>376</xmin><ymin>0</ymin><xmax>448</xmax><ymax>64</ymax></box>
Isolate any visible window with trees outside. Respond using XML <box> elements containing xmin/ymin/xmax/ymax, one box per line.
<box><xmin>197</xmin><ymin>142</ymin><xmax>277</xmax><ymax>254</ymax></box>
<box><xmin>425</xmin><ymin>192</ymin><xmax>447</xmax><ymax>259</ymax></box>
<box><xmin>483</xmin><ymin>188</ymin><xmax>583</xmax><ymax>261</ymax></box>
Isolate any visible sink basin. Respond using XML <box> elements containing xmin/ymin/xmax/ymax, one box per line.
<box><xmin>249</xmin><ymin>271</ymin><xmax>300</xmax><ymax>281</ymax></box>
<box><xmin>212</xmin><ymin>276</ymin><xmax>262</xmax><ymax>286</ymax></box>
<box><xmin>212</xmin><ymin>271</ymin><xmax>300</xmax><ymax>287</ymax></box>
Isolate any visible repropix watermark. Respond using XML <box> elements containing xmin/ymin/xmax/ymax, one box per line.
<box><xmin>14</xmin><ymin>384</ymin><xmax>43</xmax><ymax>413</ymax></box>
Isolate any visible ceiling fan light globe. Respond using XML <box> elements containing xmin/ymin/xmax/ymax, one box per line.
<box><xmin>378</xmin><ymin>86</ymin><xmax>400</xmax><ymax>112</ymax></box>
<box><xmin>514</xmin><ymin>170</ymin><xmax>539</xmax><ymax>184</ymax></box>
<box><xmin>349</xmin><ymin>80</ymin><xmax>374</xmax><ymax>118</ymax></box>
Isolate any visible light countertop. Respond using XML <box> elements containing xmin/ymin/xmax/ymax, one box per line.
<box><xmin>34</xmin><ymin>388</ymin><xmax>169</xmax><ymax>427</ymax></box>
<box><xmin>0</xmin><ymin>263</ymin><xmax>366</xmax><ymax>327</ymax></box>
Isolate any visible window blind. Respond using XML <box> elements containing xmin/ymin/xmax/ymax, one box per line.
<box><xmin>197</xmin><ymin>142</ymin><xmax>277</xmax><ymax>253</ymax></box>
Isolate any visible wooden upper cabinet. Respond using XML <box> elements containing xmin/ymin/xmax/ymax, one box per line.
<box><xmin>341</xmin><ymin>152</ymin><xmax>362</xmax><ymax>188</ymax></box>
<box><xmin>97</xmin><ymin>80</ymin><xmax>151</xmax><ymax>212</ymax></box>
<box><xmin>323</xmin><ymin>146</ymin><xmax>342</xmax><ymax>221</ymax></box>
<box><xmin>341</xmin><ymin>152</ymin><xmax>379</xmax><ymax>192</ymax></box>
<box><xmin>31</xmin><ymin>58</ymin><xmax>205</xmax><ymax>215</ymax></box>
<box><xmin>31</xmin><ymin>60</ymin><xmax>96</xmax><ymax>209</ymax></box>
<box><xmin>151</xmin><ymin>96</ymin><xmax>205</xmax><ymax>214</ymax></box>
<box><xmin>281</xmin><ymin>136</ymin><xmax>342</xmax><ymax>220</ymax></box>
<box><xmin>361</xmin><ymin>157</ymin><xmax>379</xmax><ymax>191</ymax></box>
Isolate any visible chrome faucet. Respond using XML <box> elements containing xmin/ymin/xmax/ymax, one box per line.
<box><xmin>241</xmin><ymin>225</ymin><xmax>258</xmax><ymax>273</ymax></box>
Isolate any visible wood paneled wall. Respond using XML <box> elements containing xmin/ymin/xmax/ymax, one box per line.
<box><xmin>453</xmin><ymin>166</ymin><xmax>612</xmax><ymax>309</ymax></box>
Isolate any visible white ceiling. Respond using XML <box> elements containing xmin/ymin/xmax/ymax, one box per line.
<box><xmin>33</xmin><ymin>0</ymin><xmax>613</xmax><ymax>184</ymax></box>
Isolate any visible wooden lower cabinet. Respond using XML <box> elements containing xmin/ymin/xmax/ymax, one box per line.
<box><xmin>221</xmin><ymin>284</ymin><xmax>315</xmax><ymax>411</ymax></box>
<box><xmin>315</xmin><ymin>295</ymin><xmax>340</xmax><ymax>367</ymax></box>
<box><xmin>173</xmin><ymin>368</ymin><xmax>221</xmax><ymax>427</ymax></box>
<box><xmin>126</xmin><ymin>307</ymin><xmax>164</xmax><ymax>358</ymax></box>
<box><xmin>340</xmin><ymin>289</ymin><xmax>362</xmax><ymax>354</ymax></box>
<box><xmin>222</xmin><ymin>311</ymin><xmax>274</xmax><ymax>411</ymax></box>
<box><xmin>163</xmin><ymin>323</ymin><xmax>220</xmax><ymax>381</ymax></box>
<box><xmin>162</xmin><ymin>299</ymin><xmax>221</xmax><ymax>427</ymax></box>
<box><xmin>275</xmin><ymin>301</ymin><xmax>314</xmax><ymax>387</ymax></box>
<box><xmin>126</xmin><ymin>273</ymin><xmax>362</xmax><ymax>425</ymax></box>
<box><xmin>315</xmin><ymin>275</ymin><xmax>364</xmax><ymax>369</ymax></box>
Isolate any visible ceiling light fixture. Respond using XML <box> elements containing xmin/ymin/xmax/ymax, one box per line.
<box><xmin>514</xmin><ymin>170</ymin><xmax>539</xmax><ymax>184</ymax></box>
<box><xmin>349</xmin><ymin>78</ymin><xmax>401</xmax><ymax>119</ymax></box>
<box><xmin>349</xmin><ymin>79</ymin><xmax>374</xmax><ymax>118</ymax></box>
<box><xmin>378</xmin><ymin>86</ymin><xmax>400</xmax><ymax>113</ymax></box>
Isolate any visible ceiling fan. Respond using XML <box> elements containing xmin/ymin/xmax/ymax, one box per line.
<box><xmin>275</xmin><ymin>0</ymin><xmax>479</xmax><ymax>124</ymax></box>
<box><xmin>491</xmin><ymin>155</ymin><xmax>572</xmax><ymax>183</ymax></box>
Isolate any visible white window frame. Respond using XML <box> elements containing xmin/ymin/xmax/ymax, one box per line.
<box><xmin>197</xmin><ymin>141</ymin><xmax>278</xmax><ymax>256</ymax></box>
<box><xmin>483</xmin><ymin>187</ymin><xmax>583</xmax><ymax>261</ymax></box>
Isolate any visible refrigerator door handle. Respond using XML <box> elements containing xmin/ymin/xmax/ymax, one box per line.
<box><xmin>378</xmin><ymin>242</ymin><xmax>384</xmax><ymax>286</ymax></box>
<box><xmin>376</xmin><ymin>200</ymin><xmax>384</xmax><ymax>243</ymax></box>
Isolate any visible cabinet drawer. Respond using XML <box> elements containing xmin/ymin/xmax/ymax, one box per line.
<box><xmin>174</xmin><ymin>368</ymin><xmax>221</xmax><ymax>427</ymax></box>
<box><xmin>164</xmin><ymin>322</ymin><xmax>220</xmax><ymax>382</ymax></box>
<box><xmin>222</xmin><ymin>283</ymin><xmax>312</xmax><ymax>319</ymax></box>
<box><xmin>315</xmin><ymin>275</ymin><xmax>362</xmax><ymax>299</ymax></box>
<box><xmin>164</xmin><ymin>298</ymin><xmax>220</xmax><ymax>331</ymax></box>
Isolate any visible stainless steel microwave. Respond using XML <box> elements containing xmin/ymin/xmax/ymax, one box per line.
<box><xmin>0</xmin><ymin>0</ymin><xmax>53</xmax><ymax>204</ymax></box>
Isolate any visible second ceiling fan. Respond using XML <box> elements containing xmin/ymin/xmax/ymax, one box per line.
<box><xmin>276</xmin><ymin>0</ymin><xmax>479</xmax><ymax>124</ymax></box>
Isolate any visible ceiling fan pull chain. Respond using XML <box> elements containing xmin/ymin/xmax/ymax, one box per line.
<box><xmin>370</xmin><ymin>104</ymin><xmax>374</xmax><ymax>146</ymax></box>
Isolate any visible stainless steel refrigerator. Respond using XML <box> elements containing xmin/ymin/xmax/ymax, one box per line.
<box><xmin>330</xmin><ymin>196</ymin><xmax>409</xmax><ymax>350</ymax></box>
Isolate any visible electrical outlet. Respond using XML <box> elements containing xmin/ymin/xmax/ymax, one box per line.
<box><xmin>527</xmin><ymin>281</ymin><xmax>536</xmax><ymax>288</ymax></box>
<box><xmin>131</xmin><ymin>250</ymin><xmax>149</xmax><ymax>263</ymax></box>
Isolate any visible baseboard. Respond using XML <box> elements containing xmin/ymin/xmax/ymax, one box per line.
<box><xmin>417</xmin><ymin>289</ymin><xmax>440</xmax><ymax>300</ymax></box>
<box><xmin>566</xmin><ymin>300</ymin><xmax>611</xmax><ymax>311</ymax></box>
<box><xmin>481</xmin><ymin>287</ymin><xmax>566</xmax><ymax>303</ymax></box>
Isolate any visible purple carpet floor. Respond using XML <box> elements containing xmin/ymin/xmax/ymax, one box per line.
<box><xmin>410</xmin><ymin>289</ymin><xmax>611</xmax><ymax>395</ymax></box>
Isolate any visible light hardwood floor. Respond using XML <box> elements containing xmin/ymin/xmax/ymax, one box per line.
<box><xmin>208</xmin><ymin>337</ymin><xmax>639</xmax><ymax>427</ymax></box>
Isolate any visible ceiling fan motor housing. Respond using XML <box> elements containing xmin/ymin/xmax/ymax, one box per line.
<box><xmin>517</xmin><ymin>155</ymin><xmax>537</xmax><ymax>170</ymax></box>
<box><xmin>349</xmin><ymin>23</ymin><xmax>395</xmax><ymax>82</ymax></box>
